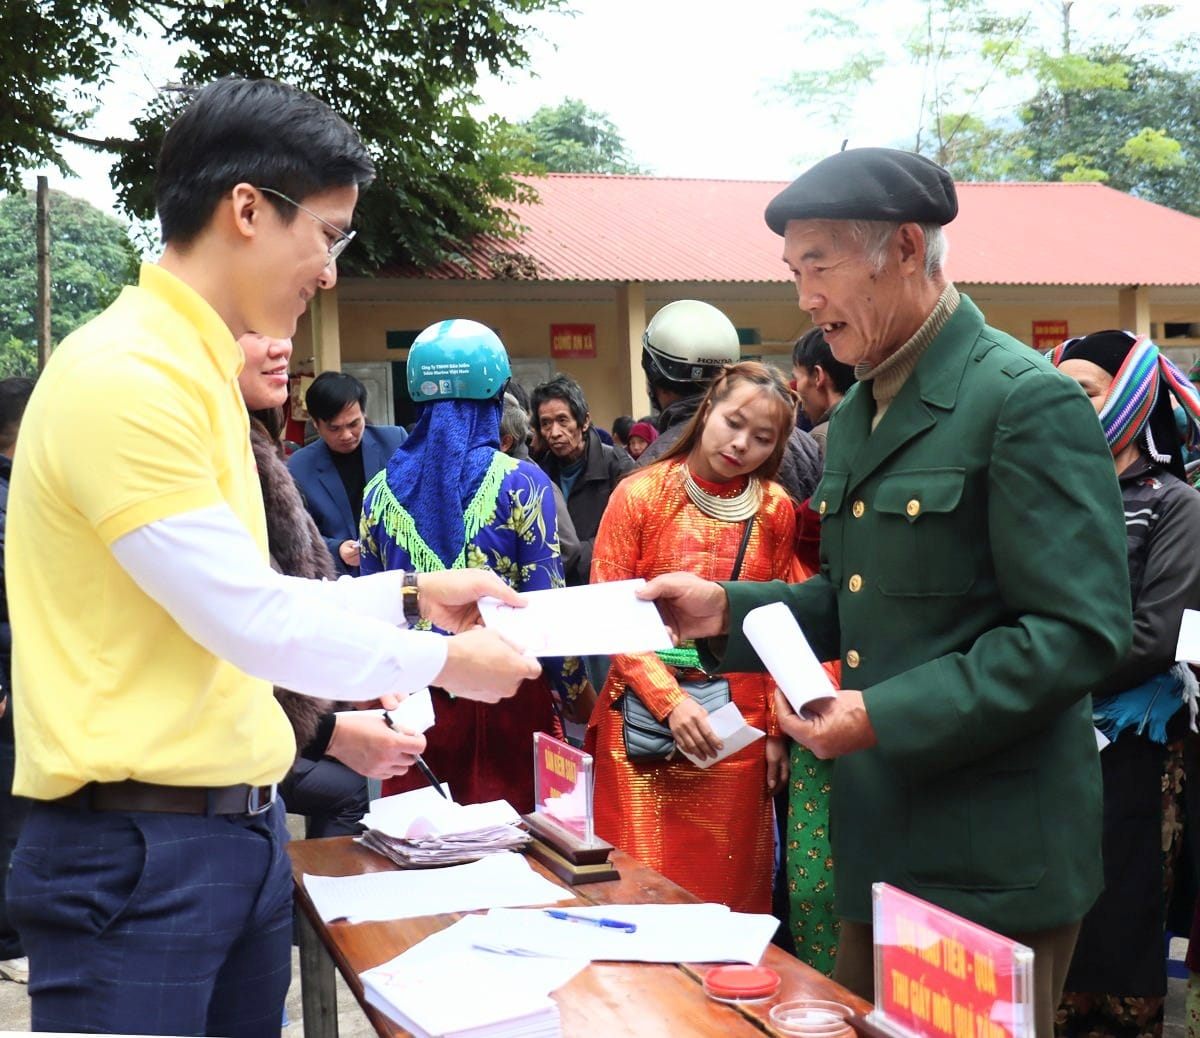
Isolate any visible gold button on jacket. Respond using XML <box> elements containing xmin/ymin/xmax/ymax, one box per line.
<box><xmin>852</xmin><ymin>500</ymin><xmax>865</xmax><ymax>518</ymax></box>
<box><xmin>906</xmin><ymin>498</ymin><xmax>921</xmax><ymax>517</ymax></box>
<box><xmin>848</xmin><ymin>574</ymin><xmax>863</xmax><ymax>592</ymax></box>
<box><xmin>845</xmin><ymin>649</ymin><xmax>860</xmax><ymax>668</ymax></box>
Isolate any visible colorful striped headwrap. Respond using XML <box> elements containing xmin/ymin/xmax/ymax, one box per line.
<box><xmin>1049</xmin><ymin>332</ymin><xmax>1200</xmax><ymax>461</ymax></box>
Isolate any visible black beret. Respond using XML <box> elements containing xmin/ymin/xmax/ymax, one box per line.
<box><xmin>764</xmin><ymin>147</ymin><xmax>958</xmax><ymax>235</ymax></box>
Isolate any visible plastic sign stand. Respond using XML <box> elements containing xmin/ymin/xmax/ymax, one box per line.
<box><xmin>522</xmin><ymin>732</ymin><xmax>618</xmax><ymax>885</ymax></box>
<box><xmin>868</xmin><ymin>883</ymin><xmax>1034</xmax><ymax>1038</ymax></box>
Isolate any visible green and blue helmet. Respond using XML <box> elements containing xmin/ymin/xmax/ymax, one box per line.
<box><xmin>406</xmin><ymin>319</ymin><xmax>511</xmax><ymax>402</ymax></box>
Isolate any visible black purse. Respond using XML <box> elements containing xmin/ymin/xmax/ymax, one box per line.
<box><xmin>620</xmin><ymin>518</ymin><xmax>755</xmax><ymax>763</ymax></box>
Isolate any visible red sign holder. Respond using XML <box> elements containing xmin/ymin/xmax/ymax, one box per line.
<box><xmin>869</xmin><ymin>883</ymin><xmax>1034</xmax><ymax>1038</ymax></box>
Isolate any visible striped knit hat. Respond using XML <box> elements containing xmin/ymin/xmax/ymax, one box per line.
<box><xmin>1049</xmin><ymin>330</ymin><xmax>1200</xmax><ymax>480</ymax></box>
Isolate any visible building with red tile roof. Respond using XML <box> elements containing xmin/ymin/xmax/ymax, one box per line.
<box><xmin>301</xmin><ymin>175</ymin><xmax>1200</xmax><ymax>426</ymax></box>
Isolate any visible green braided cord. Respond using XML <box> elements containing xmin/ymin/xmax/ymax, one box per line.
<box><xmin>364</xmin><ymin>453</ymin><xmax>516</xmax><ymax>573</ymax></box>
<box><xmin>656</xmin><ymin>645</ymin><xmax>702</xmax><ymax>670</ymax></box>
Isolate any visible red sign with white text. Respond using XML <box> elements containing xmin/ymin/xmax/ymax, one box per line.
<box><xmin>870</xmin><ymin>884</ymin><xmax>1034</xmax><ymax>1038</ymax></box>
<box><xmin>1032</xmin><ymin>320</ymin><xmax>1069</xmax><ymax>351</ymax></box>
<box><xmin>550</xmin><ymin>323</ymin><xmax>597</xmax><ymax>358</ymax></box>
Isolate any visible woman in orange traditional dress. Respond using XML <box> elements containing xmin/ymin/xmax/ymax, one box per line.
<box><xmin>587</xmin><ymin>361</ymin><xmax>799</xmax><ymax>914</ymax></box>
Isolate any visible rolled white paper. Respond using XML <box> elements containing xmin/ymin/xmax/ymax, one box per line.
<box><xmin>743</xmin><ymin>602</ymin><xmax>837</xmax><ymax>714</ymax></box>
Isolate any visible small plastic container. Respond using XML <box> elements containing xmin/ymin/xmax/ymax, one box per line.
<box><xmin>769</xmin><ymin>999</ymin><xmax>855</xmax><ymax>1037</ymax></box>
<box><xmin>702</xmin><ymin>964</ymin><xmax>782</xmax><ymax>1003</ymax></box>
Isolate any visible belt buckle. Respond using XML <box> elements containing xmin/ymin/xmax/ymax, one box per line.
<box><xmin>245</xmin><ymin>783</ymin><xmax>277</xmax><ymax>817</ymax></box>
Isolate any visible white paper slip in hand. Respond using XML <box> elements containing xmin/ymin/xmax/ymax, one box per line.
<box><xmin>335</xmin><ymin>688</ymin><xmax>436</xmax><ymax>735</ymax></box>
<box><xmin>478</xmin><ymin>579</ymin><xmax>673</xmax><ymax>657</ymax></box>
<box><xmin>678</xmin><ymin>702</ymin><xmax>764</xmax><ymax>770</ymax></box>
<box><xmin>743</xmin><ymin>602</ymin><xmax>837</xmax><ymax>714</ymax></box>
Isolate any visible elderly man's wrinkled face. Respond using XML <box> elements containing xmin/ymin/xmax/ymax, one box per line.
<box><xmin>782</xmin><ymin>220</ymin><xmax>914</xmax><ymax>370</ymax></box>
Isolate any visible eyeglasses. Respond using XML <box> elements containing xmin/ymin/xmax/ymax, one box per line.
<box><xmin>255</xmin><ymin>186</ymin><xmax>356</xmax><ymax>268</ymax></box>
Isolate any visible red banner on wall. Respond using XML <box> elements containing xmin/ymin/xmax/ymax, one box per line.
<box><xmin>1032</xmin><ymin>320</ymin><xmax>1069</xmax><ymax>351</ymax></box>
<box><xmin>550</xmin><ymin>323</ymin><xmax>597</xmax><ymax>358</ymax></box>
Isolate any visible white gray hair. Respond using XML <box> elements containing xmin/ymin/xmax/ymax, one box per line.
<box><xmin>844</xmin><ymin>220</ymin><xmax>947</xmax><ymax>277</ymax></box>
<box><xmin>500</xmin><ymin>392</ymin><xmax>529</xmax><ymax>451</ymax></box>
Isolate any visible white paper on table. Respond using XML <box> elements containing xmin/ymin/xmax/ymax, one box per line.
<box><xmin>678</xmin><ymin>702</ymin><xmax>764</xmax><ymax>770</ymax></box>
<box><xmin>474</xmin><ymin>903</ymin><xmax>779</xmax><ymax>964</ymax></box>
<box><xmin>386</xmin><ymin>914</ymin><xmax>589</xmax><ymax>991</ymax></box>
<box><xmin>743</xmin><ymin>602</ymin><xmax>837</xmax><ymax>714</ymax></box>
<box><xmin>1176</xmin><ymin>609</ymin><xmax>1200</xmax><ymax>664</ymax></box>
<box><xmin>362</xmin><ymin>787</ymin><xmax>521</xmax><ymax>838</ymax></box>
<box><xmin>334</xmin><ymin>688</ymin><xmax>436</xmax><ymax>735</ymax></box>
<box><xmin>478</xmin><ymin>579</ymin><xmax>673</xmax><ymax>657</ymax></box>
<box><xmin>361</xmin><ymin>914</ymin><xmax>588</xmax><ymax>1037</ymax></box>
<box><xmin>303</xmin><ymin>851</ymin><xmax>571</xmax><ymax>923</ymax></box>
<box><xmin>361</xmin><ymin>949</ymin><xmax>562</xmax><ymax>1038</ymax></box>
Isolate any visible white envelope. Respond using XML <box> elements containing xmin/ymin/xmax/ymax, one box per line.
<box><xmin>479</xmin><ymin>579</ymin><xmax>673</xmax><ymax>657</ymax></box>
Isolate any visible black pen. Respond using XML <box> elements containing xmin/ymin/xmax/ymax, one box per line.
<box><xmin>382</xmin><ymin>710</ymin><xmax>448</xmax><ymax>799</ymax></box>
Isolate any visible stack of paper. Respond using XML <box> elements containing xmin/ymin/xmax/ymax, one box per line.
<box><xmin>360</xmin><ymin>786</ymin><xmax>531</xmax><ymax>867</ymax></box>
<box><xmin>361</xmin><ymin>915</ymin><xmax>588</xmax><ymax>1038</ymax></box>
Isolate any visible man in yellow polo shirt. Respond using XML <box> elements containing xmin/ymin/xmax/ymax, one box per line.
<box><xmin>6</xmin><ymin>78</ymin><xmax>540</xmax><ymax>1037</ymax></box>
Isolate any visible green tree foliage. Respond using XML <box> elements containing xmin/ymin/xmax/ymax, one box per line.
<box><xmin>778</xmin><ymin>1</ymin><xmax>1200</xmax><ymax>213</ymax></box>
<box><xmin>1017</xmin><ymin>49</ymin><xmax>1200</xmax><ymax>213</ymax></box>
<box><xmin>0</xmin><ymin>0</ymin><xmax>566</xmax><ymax>271</ymax></box>
<box><xmin>513</xmin><ymin>98</ymin><xmax>644</xmax><ymax>174</ymax></box>
<box><xmin>0</xmin><ymin>190</ymin><xmax>140</xmax><ymax>375</ymax></box>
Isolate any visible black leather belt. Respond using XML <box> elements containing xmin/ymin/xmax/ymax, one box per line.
<box><xmin>53</xmin><ymin>779</ymin><xmax>278</xmax><ymax>817</ymax></box>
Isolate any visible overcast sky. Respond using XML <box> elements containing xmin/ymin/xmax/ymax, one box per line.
<box><xmin>28</xmin><ymin>0</ymin><xmax>1170</xmax><ymax>221</ymax></box>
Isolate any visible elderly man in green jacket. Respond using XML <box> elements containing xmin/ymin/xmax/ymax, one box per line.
<box><xmin>640</xmin><ymin>147</ymin><xmax>1131</xmax><ymax>1034</ymax></box>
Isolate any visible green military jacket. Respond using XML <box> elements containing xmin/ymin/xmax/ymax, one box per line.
<box><xmin>717</xmin><ymin>295</ymin><xmax>1131</xmax><ymax>933</ymax></box>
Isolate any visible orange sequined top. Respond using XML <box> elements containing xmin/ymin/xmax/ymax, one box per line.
<box><xmin>590</xmin><ymin>460</ymin><xmax>798</xmax><ymax>731</ymax></box>
<box><xmin>586</xmin><ymin>459</ymin><xmax>798</xmax><ymax>913</ymax></box>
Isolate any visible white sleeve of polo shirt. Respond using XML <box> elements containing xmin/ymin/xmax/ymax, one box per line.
<box><xmin>110</xmin><ymin>505</ymin><xmax>447</xmax><ymax>700</ymax></box>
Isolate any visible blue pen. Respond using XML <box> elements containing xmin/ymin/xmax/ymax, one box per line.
<box><xmin>544</xmin><ymin>909</ymin><xmax>637</xmax><ymax>933</ymax></box>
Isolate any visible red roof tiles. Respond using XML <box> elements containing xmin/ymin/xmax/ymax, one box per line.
<box><xmin>396</xmin><ymin>174</ymin><xmax>1200</xmax><ymax>287</ymax></box>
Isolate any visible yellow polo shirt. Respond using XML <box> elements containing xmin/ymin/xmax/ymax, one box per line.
<box><xmin>9</xmin><ymin>264</ymin><xmax>295</xmax><ymax>799</ymax></box>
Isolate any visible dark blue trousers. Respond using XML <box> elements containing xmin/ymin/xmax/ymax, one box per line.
<box><xmin>0</xmin><ymin>726</ymin><xmax>29</xmax><ymax>960</ymax></box>
<box><xmin>9</xmin><ymin>798</ymin><xmax>292</xmax><ymax>1036</ymax></box>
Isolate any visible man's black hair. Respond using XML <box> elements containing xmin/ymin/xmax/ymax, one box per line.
<box><xmin>530</xmin><ymin>374</ymin><xmax>589</xmax><ymax>429</ymax></box>
<box><xmin>155</xmin><ymin>78</ymin><xmax>375</xmax><ymax>245</ymax></box>
<box><xmin>611</xmin><ymin>415</ymin><xmax>634</xmax><ymax>444</ymax></box>
<box><xmin>305</xmin><ymin>371</ymin><xmax>368</xmax><ymax>424</ymax></box>
<box><xmin>793</xmin><ymin>327</ymin><xmax>856</xmax><ymax>394</ymax></box>
<box><xmin>0</xmin><ymin>377</ymin><xmax>35</xmax><ymax>453</ymax></box>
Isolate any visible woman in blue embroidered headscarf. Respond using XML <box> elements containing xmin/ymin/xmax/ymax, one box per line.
<box><xmin>359</xmin><ymin>319</ymin><xmax>590</xmax><ymax>811</ymax></box>
<box><xmin>1050</xmin><ymin>330</ymin><xmax>1200</xmax><ymax>1038</ymax></box>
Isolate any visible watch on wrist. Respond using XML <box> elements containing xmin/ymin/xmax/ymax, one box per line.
<box><xmin>401</xmin><ymin>571</ymin><xmax>422</xmax><ymax>626</ymax></box>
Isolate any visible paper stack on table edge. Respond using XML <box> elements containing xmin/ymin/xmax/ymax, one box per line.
<box><xmin>360</xmin><ymin>787</ymin><xmax>531</xmax><ymax>867</ymax></box>
<box><xmin>360</xmin><ymin>915</ymin><xmax>589</xmax><ymax>1038</ymax></box>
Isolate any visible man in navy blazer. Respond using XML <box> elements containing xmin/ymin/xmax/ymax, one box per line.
<box><xmin>288</xmin><ymin>371</ymin><xmax>407</xmax><ymax>575</ymax></box>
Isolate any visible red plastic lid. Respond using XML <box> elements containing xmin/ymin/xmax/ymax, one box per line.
<box><xmin>703</xmin><ymin>964</ymin><xmax>782</xmax><ymax>1000</ymax></box>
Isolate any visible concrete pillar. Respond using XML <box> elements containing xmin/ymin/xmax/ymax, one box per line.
<box><xmin>311</xmin><ymin>289</ymin><xmax>342</xmax><ymax>373</ymax></box>
<box><xmin>617</xmin><ymin>282</ymin><xmax>650</xmax><ymax>418</ymax></box>
<box><xmin>1117</xmin><ymin>285</ymin><xmax>1151</xmax><ymax>337</ymax></box>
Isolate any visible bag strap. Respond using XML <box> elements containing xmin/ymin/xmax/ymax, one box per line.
<box><xmin>729</xmin><ymin>517</ymin><xmax>755</xmax><ymax>581</ymax></box>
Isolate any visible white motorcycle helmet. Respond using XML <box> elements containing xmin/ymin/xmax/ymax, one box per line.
<box><xmin>641</xmin><ymin>300</ymin><xmax>741</xmax><ymax>391</ymax></box>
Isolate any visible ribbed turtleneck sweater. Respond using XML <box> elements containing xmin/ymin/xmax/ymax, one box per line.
<box><xmin>855</xmin><ymin>284</ymin><xmax>961</xmax><ymax>430</ymax></box>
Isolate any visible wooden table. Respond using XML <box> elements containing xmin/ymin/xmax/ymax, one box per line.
<box><xmin>289</xmin><ymin>837</ymin><xmax>878</xmax><ymax>1037</ymax></box>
